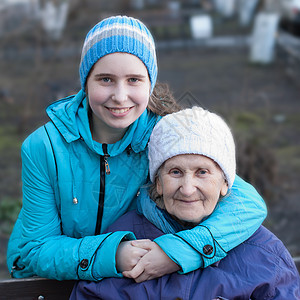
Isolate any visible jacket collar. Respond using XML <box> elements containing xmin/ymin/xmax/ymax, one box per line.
<box><xmin>46</xmin><ymin>89</ymin><xmax>159</xmax><ymax>156</ymax></box>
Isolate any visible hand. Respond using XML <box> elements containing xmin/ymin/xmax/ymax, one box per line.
<box><xmin>122</xmin><ymin>239</ymin><xmax>180</xmax><ymax>282</ymax></box>
<box><xmin>116</xmin><ymin>240</ymin><xmax>149</xmax><ymax>273</ymax></box>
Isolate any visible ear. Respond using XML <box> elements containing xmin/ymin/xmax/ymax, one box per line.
<box><xmin>220</xmin><ymin>181</ymin><xmax>228</xmax><ymax>197</ymax></box>
<box><xmin>156</xmin><ymin>176</ymin><xmax>163</xmax><ymax>196</ymax></box>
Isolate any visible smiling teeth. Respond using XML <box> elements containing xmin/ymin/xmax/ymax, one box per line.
<box><xmin>109</xmin><ymin>108</ymin><xmax>130</xmax><ymax>114</ymax></box>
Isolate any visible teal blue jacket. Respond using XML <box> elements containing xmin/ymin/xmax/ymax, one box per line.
<box><xmin>7</xmin><ymin>90</ymin><xmax>267</xmax><ymax>281</ymax></box>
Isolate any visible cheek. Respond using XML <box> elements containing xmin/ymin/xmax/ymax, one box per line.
<box><xmin>207</xmin><ymin>176</ymin><xmax>227</xmax><ymax>195</ymax></box>
<box><xmin>88</xmin><ymin>88</ymin><xmax>108</xmax><ymax>106</ymax></box>
<box><xmin>163</xmin><ymin>198</ymin><xmax>175</xmax><ymax>215</ymax></box>
<box><xmin>161</xmin><ymin>188</ymin><xmax>176</xmax><ymax>213</ymax></box>
<box><xmin>135</xmin><ymin>89</ymin><xmax>150</xmax><ymax>107</ymax></box>
<box><xmin>133</xmin><ymin>81</ymin><xmax>150</xmax><ymax>101</ymax></box>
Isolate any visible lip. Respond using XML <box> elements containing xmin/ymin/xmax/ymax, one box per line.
<box><xmin>177</xmin><ymin>199</ymin><xmax>200</xmax><ymax>204</ymax></box>
<box><xmin>106</xmin><ymin>106</ymin><xmax>133</xmax><ymax>117</ymax></box>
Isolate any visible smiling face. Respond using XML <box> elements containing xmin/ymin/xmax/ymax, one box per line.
<box><xmin>86</xmin><ymin>53</ymin><xmax>151</xmax><ymax>143</ymax></box>
<box><xmin>156</xmin><ymin>154</ymin><xmax>228</xmax><ymax>225</ymax></box>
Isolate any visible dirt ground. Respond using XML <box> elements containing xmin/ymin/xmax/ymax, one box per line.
<box><xmin>0</xmin><ymin>39</ymin><xmax>300</xmax><ymax>279</ymax></box>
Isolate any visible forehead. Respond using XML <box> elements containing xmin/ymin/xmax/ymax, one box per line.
<box><xmin>92</xmin><ymin>53</ymin><xmax>148</xmax><ymax>73</ymax></box>
<box><xmin>163</xmin><ymin>154</ymin><xmax>216</xmax><ymax>169</ymax></box>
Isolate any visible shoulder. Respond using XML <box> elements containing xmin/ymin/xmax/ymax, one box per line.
<box><xmin>212</xmin><ymin>226</ymin><xmax>299</xmax><ymax>298</ymax></box>
<box><xmin>21</xmin><ymin>122</ymin><xmax>62</xmax><ymax>179</ymax></box>
<box><xmin>244</xmin><ymin>226</ymin><xmax>288</xmax><ymax>257</ymax></box>
<box><xmin>22</xmin><ymin>123</ymin><xmax>52</xmax><ymax>154</ymax></box>
<box><xmin>231</xmin><ymin>226</ymin><xmax>297</xmax><ymax>276</ymax></box>
<box><xmin>22</xmin><ymin>121</ymin><xmax>63</xmax><ymax>154</ymax></box>
<box><xmin>244</xmin><ymin>226</ymin><xmax>297</xmax><ymax>268</ymax></box>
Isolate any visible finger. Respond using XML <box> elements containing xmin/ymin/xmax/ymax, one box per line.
<box><xmin>122</xmin><ymin>261</ymin><xmax>145</xmax><ymax>279</ymax></box>
<box><xmin>134</xmin><ymin>273</ymin><xmax>152</xmax><ymax>283</ymax></box>
<box><xmin>130</xmin><ymin>239</ymin><xmax>153</xmax><ymax>250</ymax></box>
<box><xmin>124</xmin><ymin>248</ymin><xmax>149</xmax><ymax>271</ymax></box>
<box><xmin>133</xmin><ymin>248</ymin><xmax>149</xmax><ymax>257</ymax></box>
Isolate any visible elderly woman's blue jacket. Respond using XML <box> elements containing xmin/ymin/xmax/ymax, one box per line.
<box><xmin>7</xmin><ymin>90</ymin><xmax>267</xmax><ymax>281</ymax></box>
<box><xmin>71</xmin><ymin>207</ymin><xmax>300</xmax><ymax>299</ymax></box>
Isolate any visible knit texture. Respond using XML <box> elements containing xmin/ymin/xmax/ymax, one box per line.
<box><xmin>148</xmin><ymin>107</ymin><xmax>236</xmax><ymax>188</ymax></box>
<box><xmin>79</xmin><ymin>15</ymin><xmax>157</xmax><ymax>93</ymax></box>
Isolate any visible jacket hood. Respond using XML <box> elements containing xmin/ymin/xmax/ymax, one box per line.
<box><xmin>46</xmin><ymin>89</ymin><xmax>159</xmax><ymax>156</ymax></box>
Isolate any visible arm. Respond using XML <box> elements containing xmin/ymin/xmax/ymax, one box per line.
<box><xmin>154</xmin><ymin>175</ymin><xmax>267</xmax><ymax>273</ymax></box>
<box><xmin>8</xmin><ymin>131</ymin><xmax>136</xmax><ymax>281</ymax></box>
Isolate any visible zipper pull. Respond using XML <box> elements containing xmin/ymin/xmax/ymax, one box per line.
<box><xmin>104</xmin><ymin>156</ymin><xmax>110</xmax><ymax>175</ymax></box>
<box><xmin>102</xmin><ymin>144</ymin><xmax>110</xmax><ymax>175</ymax></box>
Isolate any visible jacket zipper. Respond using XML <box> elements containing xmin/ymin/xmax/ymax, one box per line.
<box><xmin>95</xmin><ymin>144</ymin><xmax>110</xmax><ymax>235</ymax></box>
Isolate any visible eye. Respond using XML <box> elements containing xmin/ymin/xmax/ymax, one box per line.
<box><xmin>169</xmin><ymin>169</ymin><xmax>182</xmax><ymax>177</ymax></box>
<box><xmin>197</xmin><ymin>169</ymin><xmax>208</xmax><ymax>176</ymax></box>
<box><xmin>128</xmin><ymin>77</ymin><xmax>139</xmax><ymax>83</ymax></box>
<box><xmin>101</xmin><ymin>77</ymin><xmax>111</xmax><ymax>83</ymax></box>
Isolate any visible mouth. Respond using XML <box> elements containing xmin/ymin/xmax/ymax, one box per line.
<box><xmin>178</xmin><ymin>199</ymin><xmax>200</xmax><ymax>204</ymax></box>
<box><xmin>107</xmin><ymin>107</ymin><xmax>132</xmax><ymax>114</ymax></box>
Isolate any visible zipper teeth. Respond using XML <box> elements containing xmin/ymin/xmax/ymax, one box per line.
<box><xmin>95</xmin><ymin>156</ymin><xmax>105</xmax><ymax>235</ymax></box>
<box><xmin>95</xmin><ymin>144</ymin><xmax>110</xmax><ymax>235</ymax></box>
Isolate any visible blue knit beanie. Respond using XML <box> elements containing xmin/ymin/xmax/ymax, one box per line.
<box><xmin>79</xmin><ymin>15</ymin><xmax>157</xmax><ymax>93</ymax></box>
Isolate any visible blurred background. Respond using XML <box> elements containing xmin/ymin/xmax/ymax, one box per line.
<box><xmin>0</xmin><ymin>0</ymin><xmax>300</xmax><ymax>279</ymax></box>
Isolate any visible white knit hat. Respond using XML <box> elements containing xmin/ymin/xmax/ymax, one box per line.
<box><xmin>148</xmin><ymin>107</ymin><xmax>236</xmax><ymax>188</ymax></box>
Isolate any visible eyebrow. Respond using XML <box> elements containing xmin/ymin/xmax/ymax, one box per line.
<box><xmin>94</xmin><ymin>73</ymin><xmax>147</xmax><ymax>78</ymax></box>
<box><xmin>165</xmin><ymin>161</ymin><xmax>213</xmax><ymax>170</ymax></box>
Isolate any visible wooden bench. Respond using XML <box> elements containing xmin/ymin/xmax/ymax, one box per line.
<box><xmin>0</xmin><ymin>259</ymin><xmax>299</xmax><ymax>299</ymax></box>
<box><xmin>0</xmin><ymin>277</ymin><xmax>76</xmax><ymax>300</ymax></box>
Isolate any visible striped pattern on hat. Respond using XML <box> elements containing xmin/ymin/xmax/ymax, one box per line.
<box><xmin>79</xmin><ymin>15</ymin><xmax>157</xmax><ymax>93</ymax></box>
<box><xmin>148</xmin><ymin>107</ymin><xmax>236</xmax><ymax>188</ymax></box>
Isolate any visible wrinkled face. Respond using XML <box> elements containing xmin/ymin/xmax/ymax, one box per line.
<box><xmin>86</xmin><ymin>53</ymin><xmax>151</xmax><ymax>143</ymax></box>
<box><xmin>156</xmin><ymin>154</ymin><xmax>228</xmax><ymax>225</ymax></box>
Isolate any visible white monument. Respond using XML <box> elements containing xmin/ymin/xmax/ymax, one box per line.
<box><xmin>249</xmin><ymin>13</ymin><xmax>280</xmax><ymax>64</ymax></box>
<box><xmin>190</xmin><ymin>15</ymin><xmax>213</xmax><ymax>39</ymax></box>
<box><xmin>40</xmin><ymin>0</ymin><xmax>69</xmax><ymax>40</ymax></box>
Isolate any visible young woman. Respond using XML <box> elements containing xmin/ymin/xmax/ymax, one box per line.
<box><xmin>7</xmin><ymin>16</ymin><xmax>266</xmax><ymax>282</ymax></box>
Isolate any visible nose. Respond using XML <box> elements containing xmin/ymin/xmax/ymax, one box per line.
<box><xmin>179</xmin><ymin>176</ymin><xmax>197</xmax><ymax>197</ymax></box>
<box><xmin>112</xmin><ymin>83</ymin><xmax>128</xmax><ymax>103</ymax></box>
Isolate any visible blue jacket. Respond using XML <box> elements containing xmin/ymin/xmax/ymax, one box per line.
<box><xmin>71</xmin><ymin>210</ymin><xmax>300</xmax><ymax>300</ymax></box>
<box><xmin>7</xmin><ymin>90</ymin><xmax>267</xmax><ymax>281</ymax></box>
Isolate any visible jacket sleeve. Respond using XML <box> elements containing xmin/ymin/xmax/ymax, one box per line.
<box><xmin>269</xmin><ymin>256</ymin><xmax>300</xmax><ymax>299</ymax></box>
<box><xmin>253</xmin><ymin>242</ymin><xmax>300</xmax><ymax>299</ymax></box>
<box><xmin>154</xmin><ymin>175</ymin><xmax>267</xmax><ymax>273</ymax></box>
<box><xmin>7</xmin><ymin>131</ymin><xmax>135</xmax><ymax>281</ymax></box>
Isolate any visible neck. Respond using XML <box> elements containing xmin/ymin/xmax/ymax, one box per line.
<box><xmin>89</xmin><ymin>111</ymin><xmax>127</xmax><ymax>144</ymax></box>
<box><xmin>170</xmin><ymin>214</ymin><xmax>198</xmax><ymax>229</ymax></box>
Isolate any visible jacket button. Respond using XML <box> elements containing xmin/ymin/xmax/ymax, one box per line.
<box><xmin>203</xmin><ymin>244</ymin><xmax>213</xmax><ymax>255</ymax></box>
<box><xmin>73</xmin><ymin>198</ymin><xmax>78</xmax><ymax>204</ymax></box>
<box><xmin>80</xmin><ymin>259</ymin><xmax>89</xmax><ymax>269</ymax></box>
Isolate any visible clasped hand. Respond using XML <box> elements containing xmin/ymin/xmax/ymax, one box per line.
<box><xmin>116</xmin><ymin>239</ymin><xmax>180</xmax><ymax>283</ymax></box>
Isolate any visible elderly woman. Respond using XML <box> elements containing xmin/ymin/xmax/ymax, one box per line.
<box><xmin>70</xmin><ymin>107</ymin><xmax>300</xmax><ymax>300</ymax></box>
